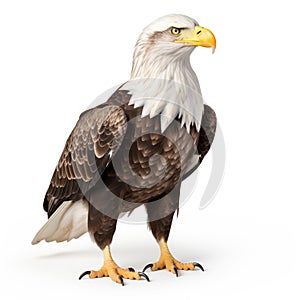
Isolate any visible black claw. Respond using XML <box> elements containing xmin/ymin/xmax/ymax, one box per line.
<box><xmin>138</xmin><ymin>272</ymin><xmax>150</xmax><ymax>282</ymax></box>
<box><xmin>119</xmin><ymin>276</ymin><xmax>124</xmax><ymax>286</ymax></box>
<box><xmin>174</xmin><ymin>267</ymin><xmax>178</xmax><ymax>277</ymax></box>
<box><xmin>142</xmin><ymin>263</ymin><xmax>153</xmax><ymax>273</ymax></box>
<box><xmin>128</xmin><ymin>267</ymin><xmax>135</xmax><ymax>272</ymax></box>
<box><xmin>79</xmin><ymin>270</ymin><xmax>91</xmax><ymax>280</ymax></box>
<box><xmin>193</xmin><ymin>262</ymin><xmax>205</xmax><ymax>272</ymax></box>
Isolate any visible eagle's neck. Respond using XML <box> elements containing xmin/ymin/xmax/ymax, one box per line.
<box><xmin>121</xmin><ymin>41</ymin><xmax>203</xmax><ymax>133</ymax></box>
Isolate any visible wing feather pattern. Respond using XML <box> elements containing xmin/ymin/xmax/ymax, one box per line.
<box><xmin>183</xmin><ymin>104</ymin><xmax>217</xmax><ymax>179</ymax></box>
<box><xmin>43</xmin><ymin>105</ymin><xmax>127</xmax><ymax>218</ymax></box>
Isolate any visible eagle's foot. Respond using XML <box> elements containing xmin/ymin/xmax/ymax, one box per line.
<box><xmin>146</xmin><ymin>259</ymin><xmax>200</xmax><ymax>274</ymax></box>
<box><xmin>80</xmin><ymin>263</ymin><xmax>149</xmax><ymax>285</ymax></box>
<box><xmin>79</xmin><ymin>246</ymin><xmax>150</xmax><ymax>285</ymax></box>
<box><xmin>79</xmin><ymin>261</ymin><xmax>150</xmax><ymax>285</ymax></box>
<box><xmin>143</xmin><ymin>239</ymin><xmax>204</xmax><ymax>276</ymax></box>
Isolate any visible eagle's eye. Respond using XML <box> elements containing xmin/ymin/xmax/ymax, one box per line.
<box><xmin>170</xmin><ymin>27</ymin><xmax>181</xmax><ymax>36</ymax></box>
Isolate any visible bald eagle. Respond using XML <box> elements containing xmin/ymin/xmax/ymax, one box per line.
<box><xmin>32</xmin><ymin>14</ymin><xmax>217</xmax><ymax>285</ymax></box>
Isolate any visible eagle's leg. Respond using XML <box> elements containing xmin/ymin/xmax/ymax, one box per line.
<box><xmin>144</xmin><ymin>187</ymin><xmax>204</xmax><ymax>276</ymax></box>
<box><xmin>80</xmin><ymin>205</ymin><xmax>149</xmax><ymax>285</ymax></box>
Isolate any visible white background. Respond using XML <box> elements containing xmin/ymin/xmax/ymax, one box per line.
<box><xmin>0</xmin><ymin>0</ymin><xmax>299</xmax><ymax>299</ymax></box>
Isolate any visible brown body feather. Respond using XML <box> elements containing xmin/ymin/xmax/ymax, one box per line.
<box><xmin>43</xmin><ymin>88</ymin><xmax>216</xmax><ymax>249</ymax></box>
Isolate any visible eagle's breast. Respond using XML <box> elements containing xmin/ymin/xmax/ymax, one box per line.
<box><xmin>101</xmin><ymin>89</ymin><xmax>200</xmax><ymax>210</ymax></box>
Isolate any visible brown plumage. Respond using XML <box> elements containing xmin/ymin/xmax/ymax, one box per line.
<box><xmin>42</xmin><ymin>88</ymin><xmax>216</xmax><ymax>249</ymax></box>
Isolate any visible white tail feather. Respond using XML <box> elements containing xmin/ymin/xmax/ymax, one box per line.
<box><xmin>31</xmin><ymin>200</ymin><xmax>88</xmax><ymax>245</ymax></box>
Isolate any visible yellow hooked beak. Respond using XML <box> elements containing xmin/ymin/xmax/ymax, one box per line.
<box><xmin>175</xmin><ymin>26</ymin><xmax>216</xmax><ymax>53</ymax></box>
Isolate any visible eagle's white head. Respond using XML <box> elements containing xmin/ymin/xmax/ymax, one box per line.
<box><xmin>121</xmin><ymin>14</ymin><xmax>216</xmax><ymax>132</ymax></box>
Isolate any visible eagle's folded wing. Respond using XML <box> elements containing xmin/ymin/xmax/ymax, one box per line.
<box><xmin>43</xmin><ymin>105</ymin><xmax>127</xmax><ymax>218</ymax></box>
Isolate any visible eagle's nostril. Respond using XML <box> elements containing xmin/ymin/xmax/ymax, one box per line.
<box><xmin>197</xmin><ymin>30</ymin><xmax>202</xmax><ymax>35</ymax></box>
